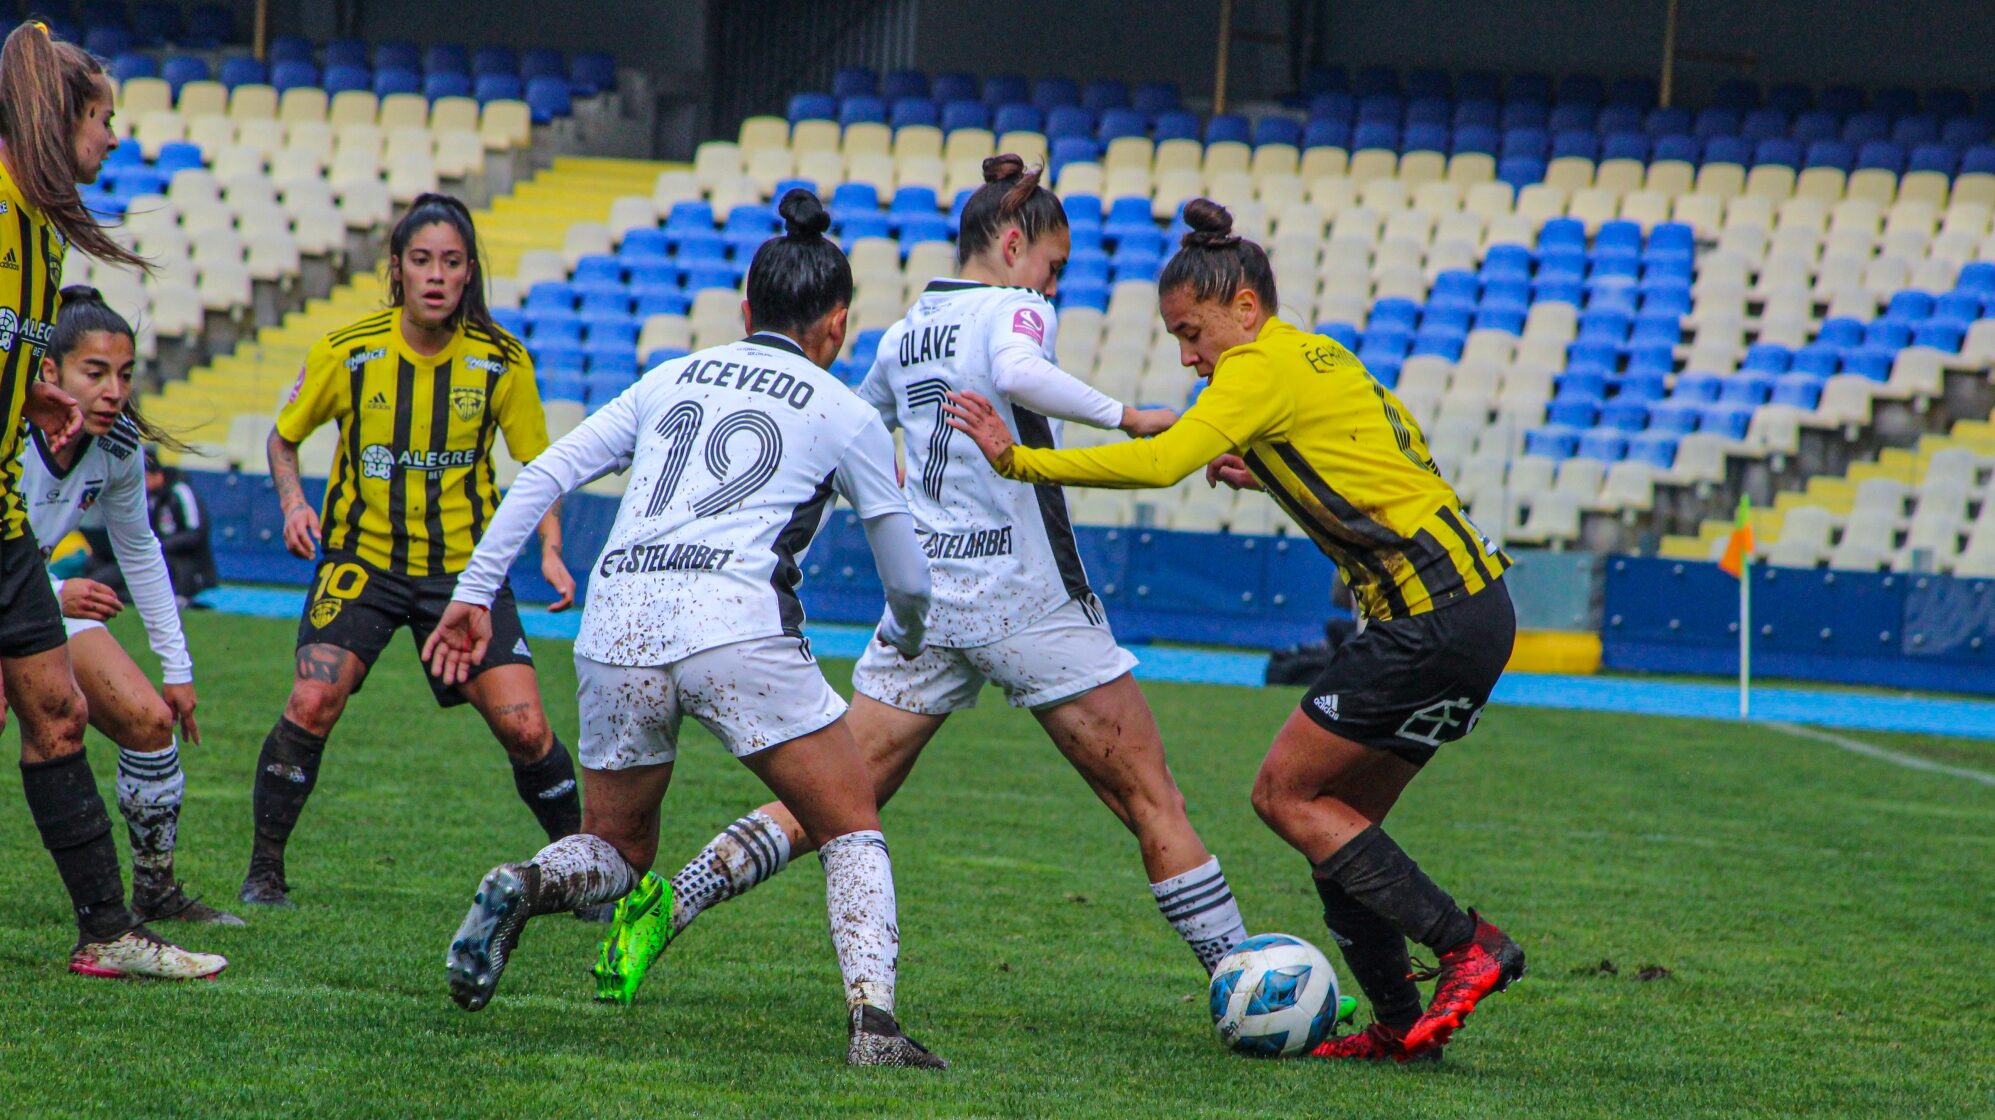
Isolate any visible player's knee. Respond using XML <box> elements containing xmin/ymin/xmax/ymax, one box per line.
<box><xmin>493</xmin><ymin>710</ymin><xmax>552</xmax><ymax>763</ymax></box>
<box><xmin>20</xmin><ymin>680</ymin><xmax>89</xmax><ymax>757</ymax></box>
<box><xmin>584</xmin><ymin>817</ymin><xmax>656</xmax><ymax>874</ymax></box>
<box><xmin>283</xmin><ymin>682</ymin><xmax>347</xmax><ymax>735</ymax></box>
<box><xmin>132</xmin><ymin>696</ymin><xmax>177</xmax><ymax>751</ymax></box>
<box><xmin>1249</xmin><ymin>767</ymin><xmax>1291</xmax><ymax>829</ymax></box>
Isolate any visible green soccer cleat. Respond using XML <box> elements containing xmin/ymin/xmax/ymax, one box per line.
<box><xmin>1336</xmin><ymin>994</ymin><xmax>1359</xmax><ymax>1027</ymax></box>
<box><xmin>592</xmin><ymin>871</ymin><xmax>673</xmax><ymax>1006</ymax></box>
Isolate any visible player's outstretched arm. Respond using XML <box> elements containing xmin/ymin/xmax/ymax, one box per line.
<box><xmin>423</xmin><ymin>603</ymin><xmax>493</xmax><ymax>686</ymax></box>
<box><xmin>943</xmin><ymin>389</ymin><xmax>1230</xmax><ymax>490</ymax></box>
<box><xmin>834</xmin><ymin>421</ymin><xmax>930</xmax><ymax>658</ymax></box>
<box><xmin>267</xmin><ymin>426</ymin><xmax>320</xmax><ymax>559</ymax></box>
<box><xmin>989</xmin><ymin>325</ymin><xmax>1177</xmax><ymax>436</ymax></box>
<box><xmin>25</xmin><ymin>380</ymin><xmax>82</xmax><ymax>450</ymax></box>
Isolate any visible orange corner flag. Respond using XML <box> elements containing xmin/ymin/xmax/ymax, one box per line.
<box><xmin>1718</xmin><ymin>496</ymin><xmax>1754</xmax><ymax>578</ymax></box>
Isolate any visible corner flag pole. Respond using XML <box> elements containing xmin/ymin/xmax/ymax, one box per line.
<box><xmin>1738</xmin><ymin>497</ymin><xmax>1752</xmax><ymax>720</ymax></box>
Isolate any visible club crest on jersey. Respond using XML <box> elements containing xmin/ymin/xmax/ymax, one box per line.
<box><xmin>76</xmin><ymin>485</ymin><xmax>102</xmax><ymax>512</ymax></box>
<box><xmin>450</xmin><ymin>385</ymin><xmax>487</xmax><ymax>420</ymax></box>
<box><xmin>308</xmin><ymin>597</ymin><xmax>343</xmax><ymax>628</ymax></box>
<box><xmin>360</xmin><ymin>443</ymin><xmax>395</xmax><ymax>480</ymax></box>
<box><xmin>0</xmin><ymin>307</ymin><xmax>16</xmax><ymax>352</ymax></box>
<box><xmin>1011</xmin><ymin>307</ymin><xmax>1045</xmax><ymax>344</ymax></box>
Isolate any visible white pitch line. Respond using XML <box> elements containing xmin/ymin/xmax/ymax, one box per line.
<box><xmin>1766</xmin><ymin>721</ymin><xmax>1995</xmax><ymax>788</ymax></box>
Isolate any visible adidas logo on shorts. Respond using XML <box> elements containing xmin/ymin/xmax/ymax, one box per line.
<box><xmin>513</xmin><ymin>637</ymin><xmax>530</xmax><ymax>657</ymax></box>
<box><xmin>1314</xmin><ymin>693</ymin><xmax>1340</xmax><ymax>721</ymax></box>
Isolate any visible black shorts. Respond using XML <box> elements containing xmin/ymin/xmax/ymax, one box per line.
<box><xmin>1299</xmin><ymin>580</ymin><xmax>1515</xmax><ymax>766</ymax></box>
<box><xmin>0</xmin><ymin>529</ymin><xmax>67</xmax><ymax>660</ymax></box>
<box><xmin>297</xmin><ymin>553</ymin><xmax>533</xmax><ymax>708</ymax></box>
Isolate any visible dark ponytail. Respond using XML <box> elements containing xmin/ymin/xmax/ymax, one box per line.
<box><xmin>956</xmin><ymin>153</ymin><xmax>1068</xmax><ymax>267</ymax></box>
<box><xmin>0</xmin><ymin>22</ymin><xmax>145</xmax><ymax>271</ymax></box>
<box><xmin>386</xmin><ymin>192</ymin><xmax>518</xmax><ymax>363</ymax></box>
<box><xmin>744</xmin><ymin>188</ymin><xmax>853</xmax><ymax>340</ymax></box>
<box><xmin>46</xmin><ymin>283</ymin><xmax>191</xmax><ymax>452</ymax></box>
<box><xmin>1158</xmin><ymin>198</ymin><xmax>1277</xmax><ymax>310</ymax></box>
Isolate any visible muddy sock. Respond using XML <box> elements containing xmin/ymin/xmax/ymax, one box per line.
<box><xmin>1150</xmin><ymin>856</ymin><xmax>1249</xmax><ymax>975</ymax></box>
<box><xmin>526</xmin><ymin>833</ymin><xmax>637</xmax><ymax>916</ymax></box>
<box><xmin>1314</xmin><ymin>874</ymin><xmax>1423</xmax><ymax>1030</ymax></box>
<box><xmin>511</xmin><ymin>737</ymin><xmax>581</xmax><ymax>841</ymax></box>
<box><xmin>250</xmin><ymin>718</ymin><xmax>325</xmax><ymax>870</ymax></box>
<box><xmin>668</xmin><ymin>809</ymin><xmax>794</xmax><ymax>934</ymax></box>
<box><xmin>1314</xmin><ymin>825</ymin><xmax>1475</xmax><ymax>955</ymax></box>
<box><xmin>117</xmin><ymin>742</ymin><xmax>184</xmax><ymax>883</ymax></box>
<box><xmin>821</xmin><ymin>830</ymin><xmax>898</xmax><ymax>1013</ymax></box>
<box><xmin>23</xmin><ymin>752</ymin><xmax>137</xmax><ymax>942</ymax></box>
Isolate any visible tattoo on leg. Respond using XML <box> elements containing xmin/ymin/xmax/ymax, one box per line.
<box><xmin>295</xmin><ymin>646</ymin><xmax>350</xmax><ymax>684</ymax></box>
<box><xmin>488</xmin><ymin>702</ymin><xmax>533</xmax><ymax>718</ymax></box>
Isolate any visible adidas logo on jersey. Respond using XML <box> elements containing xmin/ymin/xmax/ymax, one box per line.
<box><xmin>0</xmin><ymin>247</ymin><xmax>17</xmax><ymax>270</ymax></box>
<box><xmin>1314</xmin><ymin>693</ymin><xmax>1341</xmax><ymax>721</ymax></box>
<box><xmin>364</xmin><ymin>391</ymin><xmax>391</xmax><ymax>410</ymax></box>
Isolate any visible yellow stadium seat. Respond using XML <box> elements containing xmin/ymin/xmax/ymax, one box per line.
<box><xmin>378</xmin><ymin>92</ymin><xmax>429</xmax><ymax>131</ymax></box>
<box><xmin>1300</xmin><ymin>145</ymin><xmax>1349</xmax><ymax>183</ymax></box>
<box><xmin>279</xmin><ymin>86</ymin><xmax>328</xmax><ymax>125</ymax></box>
<box><xmin>119</xmin><ymin>76</ymin><xmax>172</xmax><ymax>118</ymax></box>
<box><xmin>737</xmin><ymin>115</ymin><xmax>789</xmax><ymax>151</ymax></box>
<box><xmin>480</xmin><ymin>100</ymin><xmax>531</xmax><ymax>150</ymax></box>
<box><xmin>177</xmin><ymin>80</ymin><xmax>228</xmax><ymax>119</ymax></box>
<box><xmin>228</xmin><ymin>84</ymin><xmax>278</xmax><ymax>121</ymax></box>
<box><xmin>329</xmin><ymin>90</ymin><xmax>378</xmax><ymax>129</ymax></box>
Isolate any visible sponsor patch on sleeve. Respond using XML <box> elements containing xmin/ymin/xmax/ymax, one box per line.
<box><xmin>286</xmin><ymin>363</ymin><xmax>308</xmax><ymax>403</ymax></box>
<box><xmin>1011</xmin><ymin>307</ymin><xmax>1045</xmax><ymax>345</ymax></box>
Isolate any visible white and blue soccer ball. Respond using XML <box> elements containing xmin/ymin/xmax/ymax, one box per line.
<box><xmin>1208</xmin><ymin>933</ymin><xmax>1342</xmax><ymax>1057</ymax></box>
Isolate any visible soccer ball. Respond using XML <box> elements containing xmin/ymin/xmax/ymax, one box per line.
<box><xmin>1208</xmin><ymin>933</ymin><xmax>1342</xmax><ymax>1057</ymax></box>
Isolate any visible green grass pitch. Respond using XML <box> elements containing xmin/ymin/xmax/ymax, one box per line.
<box><xmin>1</xmin><ymin>610</ymin><xmax>1990</xmax><ymax>1118</ymax></box>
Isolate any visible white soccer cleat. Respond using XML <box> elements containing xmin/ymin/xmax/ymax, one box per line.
<box><xmin>69</xmin><ymin>927</ymin><xmax>228</xmax><ymax>980</ymax></box>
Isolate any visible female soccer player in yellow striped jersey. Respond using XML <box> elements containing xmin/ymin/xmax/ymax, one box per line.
<box><xmin>242</xmin><ymin>194</ymin><xmax>585</xmax><ymax>910</ymax></box>
<box><xmin>945</xmin><ymin>199</ymin><xmax>1524</xmax><ymax>1061</ymax></box>
<box><xmin>0</xmin><ymin>20</ymin><xmax>225</xmax><ymax>979</ymax></box>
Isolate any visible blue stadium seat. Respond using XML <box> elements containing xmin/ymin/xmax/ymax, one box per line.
<box><xmin>1429</xmin><ymin>270</ymin><xmax>1479</xmax><ymax>308</ymax></box>
<box><xmin>1933</xmin><ymin>290</ymin><xmax>1981</xmax><ymax>326</ymax></box>
<box><xmin>787</xmin><ymin>92</ymin><xmax>836</xmax><ymax>123</ymax></box>
<box><xmin>572</xmin><ymin>255</ymin><xmax>623</xmax><ymax>287</ymax></box>
<box><xmin>1254</xmin><ymin>117</ymin><xmax>1303</xmax><ymax>148</ymax></box>
<box><xmin>1841</xmin><ymin>110</ymin><xmax>1890</xmax><ymax>145</ymax></box>
<box><xmin>883</xmin><ymin>69</ymin><xmax>929</xmax><ymax>102</ymax></box>
<box><xmin>1049</xmin><ymin>137</ymin><xmax>1100</xmax><ymax>177</ymax></box>
<box><xmin>1601</xmin><ymin>132</ymin><xmax>1648</xmax><ymax>161</ymax></box>
<box><xmin>1473</xmin><ymin>306</ymin><xmax>1526</xmax><ymax>334</ymax></box>
<box><xmin>1699</xmin><ymin>403</ymin><xmax>1754</xmax><ymax>438</ymax></box>
<box><xmin>1626</xmin><ymin>432</ymin><xmax>1678</xmax><ymax>469</ymax></box>
<box><xmin>1497</xmin><ymin>156</ymin><xmax>1546</xmax><ymax>191</ymax></box>
<box><xmin>1551</xmin><ymin>130</ymin><xmax>1599</xmax><ymax>161</ymax></box>
<box><xmin>566</xmin><ymin>52</ymin><xmax>610</xmax><ymax>98</ymax></box>
<box><xmin>1351</xmin><ymin>121</ymin><xmax>1399</xmax><ymax>152</ymax></box>
<box><xmin>1856</xmin><ymin>141</ymin><xmax>1905</xmax><ymax>173</ymax></box>
<box><xmin>634</xmin><ymin>290</ymin><xmax>691</xmax><ymax>319</ymax></box>
<box><xmin>1891</xmin><ymin>115</ymin><xmax>1939</xmax><ymax>146</ymax></box>
<box><xmin>368</xmin><ymin>67</ymin><xmax>417</xmax><ymax>97</ymax></box>
<box><xmin>418</xmin><ymin>43</ymin><xmax>467</xmax><ymax>74</ymax></box>
<box><xmin>1770</xmin><ymin>373</ymin><xmax>1823</xmax><ymax>409</ymax></box>
<box><xmin>162</xmin><ymin>55</ymin><xmax>210</xmax><ymax>93</ymax></box>
<box><xmin>1102</xmin><ymin>196</ymin><xmax>1155</xmax><ymax>245</ymax></box>
<box><xmin>324</xmin><ymin>65</ymin><xmax>371</xmax><ymax>96</ymax></box>
<box><xmin>891</xmin><ymin>97</ymin><xmax>939</xmax><ymax>130</ymax></box>
<box><xmin>1741</xmin><ymin>343</ymin><xmax>1792</xmax><ymax>373</ymax></box>
<box><xmin>1883</xmin><ymin>290</ymin><xmax>1936</xmax><ymax>322</ymax></box>
<box><xmin>1597</xmin><ymin>104</ymin><xmax>1643</xmax><ymax>135</ymax></box>
<box><xmin>1452</xmin><ymin>124</ymin><xmax>1498</xmax><ymax>156</ymax></box>
<box><xmin>1368</xmin><ymin>298</ymin><xmax>1421</xmax><ymax>333</ymax></box>
<box><xmin>991</xmin><ymin>102</ymin><xmax>1041</xmax><ymax>136</ymax></box>
<box><xmin>1453</xmin><ymin>99</ymin><xmax>1500</xmax><ymax>129</ymax></box>
<box><xmin>375</xmin><ymin>42</ymin><xmax>422</xmax><ymax>72</ymax></box>
<box><xmin>663</xmin><ymin>198</ymin><xmax>715</xmax><ymax>232</ymax></box>
<box><xmin>155</xmin><ymin>142</ymin><xmax>204</xmax><ymax>174</ymax></box>
<box><xmin>1098</xmin><ymin>108</ymin><xmax>1147</xmax><ymax>142</ymax></box>
<box><xmin>1574</xmin><ymin>428</ymin><xmax>1628</xmax><ymax>463</ymax></box>
<box><xmin>266</xmin><ymin>35</ymin><xmax>312</xmax><ymax>62</ymax></box>
<box><xmin>325</xmin><ymin>40</ymin><xmax>370</xmax><ymax>69</ymax></box>
<box><xmin>1405</xmin><ymin>122</ymin><xmax>1449</xmax><ymax>154</ymax></box>
<box><xmin>1804</xmin><ymin>139</ymin><xmax>1855</xmax><ymax>171</ymax></box>
<box><xmin>1645</xmin><ymin>106</ymin><xmax>1692</xmax><ymax>137</ymax></box>
<box><xmin>940</xmin><ymin>100</ymin><xmax>989</xmax><ymax>132</ymax></box>
<box><xmin>1206</xmin><ymin>115</ymin><xmax>1251</xmax><ymax>145</ymax></box>
<box><xmin>1317</xmin><ymin>321</ymin><xmax>1361</xmax><ymax>350</ymax></box>
<box><xmin>1629</xmin><ymin>312</ymin><xmax>1681</xmax><ymax>347</ymax></box>
<box><xmin>1753</xmin><ymin>137</ymin><xmax>1803</xmax><ymax>168</ymax></box>
<box><xmin>1082</xmin><ymin>79</ymin><xmax>1129</xmax><ymax>112</ymax></box>
<box><xmin>1152</xmin><ymin>109</ymin><xmax>1201</xmax><ymax>143</ymax></box>
<box><xmin>111</xmin><ymin>53</ymin><xmax>157</xmax><ymax>82</ymax></box>
<box><xmin>1791</xmin><ymin>110</ymin><xmax>1840</xmax><ymax>143</ymax></box>
<box><xmin>1818</xmin><ymin>317</ymin><xmax>1865</xmax><ymax>349</ymax></box>
<box><xmin>1651</xmin><ymin>134</ymin><xmax>1699</xmax><ymax>164</ymax></box>
<box><xmin>526</xmin><ymin>282</ymin><xmax>578</xmax><ymax>312</ymax></box>
<box><xmin>1693</xmin><ymin>107</ymin><xmax>1740</xmax><ymax>139</ymax></box>
<box><xmin>1940</xmin><ymin>117</ymin><xmax>1989</xmax><ymax>147</ymax></box>
<box><xmin>524</xmin><ymin>75</ymin><xmax>571</xmax><ymax>121</ymax></box>
<box><xmin>1618</xmin><ymin>370</ymin><xmax>1669</xmax><ymax>401</ymax></box>
<box><xmin>1544</xmin><ymin>103</ymin><xmax>1592</xmax><ymax>133</ymax></box>
<box><xmin>932</xmin><ymin>72</ymin><xmax>978</xmax><ymax>104</ymax></box>
<box><xmin>1718</xmin><ymin>371</ymin><xmax>1774</xmax><ymax>405</ymax></box>
<box><xmin>1406</xmin><ymin>97</ymin><xmax>1451</xmax><ymax>126</ymax></box>
<box><xmin>1671</xmin><ymin>371</ymin><xmax>1721</xmax><ymax>403</ymax></box>
<box><xmin>1032</xmin><ymin>76</ymin><xmax>1079</xmax><ymax>111</ymax></box>
<box><xmin>1599</xmin><ymin>398</ymin><xmax>1650</xmax><ymax>431</ymax></box>
<box><xmin>1912</xmin><ymin>322</ymin><xmax>1966</xmax><ymax>352</ymax></box>
<box><xmin>1645</xmin><ymin>400</ymin><xmax>1701</xmax><ymax>433</ymax></box>
<box><xmin>627</xmin><ymin>258</ymin><xmax>679</xmax><ymax>290</ymax></box>
<box><xmin>1410</xmin><ymin>328</ymin><xmax>1464</xmax><ymax>361</ymax></box>
<box><xmin>1908</xmin><ymin>144</ymin><xmax>1958</xmax><ymax>176</ymax></box>
<box><xmin>1791</xmin><ymin>343</ymin><xmax>1842</xmax><ymax>376</ymax></box>
<box><xmin>1524</xmin><ymin>427</ymin><xmax>1581</xmax><ymax>460</ymax></box>
<box><xmin>983</xmin><ymin>74</ymin><xmax>1029</xmax><ymax>106</ymax></box>
<box><xmin>899</xmin><ymin>213</ymin><xmax>949</xmax><ymax>246</ymax></box>
<box><xmin>271</xmin><ymin>60</ymin><xmax>320</xmax><ymax>94</ymax></box>
<box><xmin>839</xmin><ymin>95</ymin><xmax>887</xmax><ymax>127</ymax></box>
<box><xmin>1740</xmin><ymin>108</ymin><xmax>1789</xmax><ymax>141</ymax></box>
<box><xmin>1302</xmin><ymin>118</ymin><xmax>1350</xmax><ymax>150</ymax></box>
<box><xmin>1703</xmin><ymin>135</ymin><xmax>1752</xmax><ymax>166</ymax></box>
<box><xmin>219</xmin><ymin>56</ymin><xmax>266</xmax><ymax>89</ymax></box>
<box><xmin>1500</xmin><ymin>126</ymin><xmax>1548</xmax><ymax>159</ymax></box>
<box><xmin>1964</xmin><ymin>146</ymin><xmax>1995</xmax><ymax>177</ymax></box>
<box><xmin>833</xmin><ymin>67</ymin><xmax>877</xmax><ymax>99</ymax></box>
<box><xmin>1310</xmin><ymin>91</ymin><xmax>1356</xmax><ymax>123</ymax></box>
<box><xmin>425</xmin><ymin>72</ymin><xmax>473</xmax><ymax>101</ymax></box>
<box><xmin>1134</xmin><ymin>81</ymin><xmax>1179</xmax><ymax>115</ymax></box>
<box><xmin>1045</xmin><ymin>105</ymin><xmax>1093</xmax><ymax>139</ymax></box>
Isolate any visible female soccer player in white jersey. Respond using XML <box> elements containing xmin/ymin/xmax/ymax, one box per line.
<box><xmin>597</xmin><ymin>156</ymin><xmax>1251</xmax><ymax>1004</ymax></box>
<box><xmin>425</xmin><ymin>190</ymin><xmax>945</xmax><ymax>1068</ymax></box>
<box><xmin>22</xmin><ymin>287</ymin><xmax>241</xmax><ymax>927</ymax></box>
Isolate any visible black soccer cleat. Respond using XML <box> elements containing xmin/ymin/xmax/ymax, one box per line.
<box><xmin>573</xmin><ymin>902</ymin><xmax>615</xmax><ymax>923</ymax></box>
<box><xmin>446</xmin><ymin>863</ymin><xmax>535</xmax><ymax>1012</ymax></box>
<box><xmin>238</xmin><ymin>859</ymin><xmax>294</xmax><ymax>908</ymax></box>
<box><xmin>846</xmin><ymin>1004</ymin><xmax>949</xmax><ymax>1069</ymax></box>
<box><xmin>135</xmin><ymin>874</ymin><xmax>247</xmax><ymax>927</ymax></box>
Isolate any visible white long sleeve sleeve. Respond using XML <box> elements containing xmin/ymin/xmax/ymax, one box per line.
<box><xmin>453</xmin><ymin>389</ymin><xmax>640</xmax><ymax>608</ymax></box>
<box><xmin>834</xmin><ymin>419</ymin><xmax>928</xmax><ymax>656</ymax></box>
<box><xmin>988</xmin><ymin>330</ymin><xmax>1126</xmax><ymax>429</ymax></box>
<box><xmin>102</xmin><ymin>453</ymin><xmax>194</xmax><ymax>684</ymax></box>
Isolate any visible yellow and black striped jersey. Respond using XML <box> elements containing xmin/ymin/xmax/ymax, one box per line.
<box><xmin>0</xmin><ymin>160</ymin><xmax>66</xmax><ymax>541</ymax></box>
<box><xmin>275</xmin><ymin>310</ymin><xmax>547</xmax><ymax>576</ymax></box>
<box><xmin>1001</xmin><ymin>317</ymin><xmax>1509</xmax><ymax>622</ymax></box>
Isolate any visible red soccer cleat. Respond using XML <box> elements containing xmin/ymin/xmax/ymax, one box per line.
<box><xmin>1310</xmin><ymin>1021</ymin><xmax>1438</xmax><ymax>1063</ymax></box>
<box><xmin>1401</xmin><ymin>911</ymin><xmax>1525</xmax><ymax>1057</ymax></box>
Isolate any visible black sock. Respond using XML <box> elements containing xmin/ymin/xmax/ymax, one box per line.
<box><xmin>511</xmin><ymin>737</ymin><xmax>581</xmax><ymax>842</ymax></box>
<box><xmin>22</xmin><ymin>752</ymin><xmax>137</xmax><ymax>942</ymax></box>
<box><xmin>250</xmin><ymin>717</ymin><xmax>326</xmax><ymax>869</ymax></box>
<box><xmin>1314</xmin><ymin>874</ymin><xmax>1423</xmax><ymax>1030</ymax></box>
<box><xmin>1314</xmin><ymin>825</ymin><xmax>1475</xmax><ymax>955</ymax></box>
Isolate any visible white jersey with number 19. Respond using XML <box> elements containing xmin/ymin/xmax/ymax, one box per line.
<box><xmin>860</xmin><ymin>280</ymin><xmax>1098</xmax><ymax>648</ymax></box>
<box><xmin>453</xmin><ymin>333</ymin><xmax>908</xmax><ymax>666</ymax></box>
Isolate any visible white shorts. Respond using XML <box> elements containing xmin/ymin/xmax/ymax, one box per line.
<box><xmin>63</xmin><ymin>616</ymin><xmax>106</xmax><ymax>638</ymax></box>
<box><xmin>574</xmin><ymin>635</ymin><xmax>848</xmax><ymax>770</ymax></box>
<box><xmin>852</xmin><ymin>595</ymin><xmax>1139</xmax><ymax>715</ymax></box>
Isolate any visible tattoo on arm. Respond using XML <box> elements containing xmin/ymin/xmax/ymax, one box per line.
<box><xmin>295</xmin><ymin>644</ymin><xmax>351</xmax><ymax>684</ymax></box>
<box><xmin>268</xmin><ymin>427</ymin><xmax>307</xmax><ymax>513</ymax></box>
<box><xmin>537</xmin><ymin>497</ymin><xmax>564</xmax><ymax>552</ymax></box>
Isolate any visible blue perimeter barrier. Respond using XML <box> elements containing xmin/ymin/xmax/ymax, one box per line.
<box><xmin>1603</xmin><ymin>556</ymin><xmax>1995</xmax><ymax>696</ymax></box>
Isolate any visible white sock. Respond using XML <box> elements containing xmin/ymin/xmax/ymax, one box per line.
<box><xmin>668</xmin><ymin>809</ymin><xmax>793</xmax><ymax>934</ymax></box>
<box><xmin>528</xmin><ymin>833</ymin><xmax>637</xmax><ymax>914</ymax></box>
<box><xmin>116</xmin><ymin>741</ymin><xmax>184</xmax><ymax>877</ymax></box>
<box><xmin>820</xmin><ymin>829</ymin><xmax>898</xmax><ymax>1013</ymax></box>
<box><xmin>1151</xmin><ymin>856</ymin><xmax>1249</xmax><ymax>974</ymax></box>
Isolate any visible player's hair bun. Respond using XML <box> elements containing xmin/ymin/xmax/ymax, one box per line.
<box><xmin>982</xmin><ymin>153</ymin><xmax>1027</xmax><ymax>183</ymax></box>
<box><xmin>777</xmin><ymin>188</ymin><xmax>832</xmax><ymax>240</ymax></box>
<box><xmin>1179</xmin><ymin>198</ymin><xmax>1239</xmax><ymax>250</ymax></box>
<box><xmin>58</xmin><ymin>283</ymin><xmax>105</xmax><ymax>303</ymax></box>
